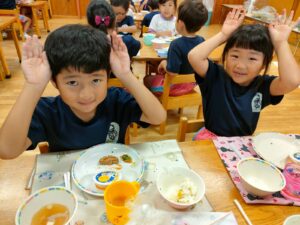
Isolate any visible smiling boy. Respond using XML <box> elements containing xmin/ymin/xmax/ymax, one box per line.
<box><xmin>0</xmin><ymin>25</ymin><xmax>166</xmax><ymax>159</ymax></box>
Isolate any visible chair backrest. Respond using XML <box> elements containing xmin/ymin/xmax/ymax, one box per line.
<box><xmin>140</xmin><ymin>25</ymin><xmax>149</xmax><ymax>37</ymax></box>
<box><xmin>160</xmin><ymin>73</ymin><xmax>199</xmax><ymax>107</ymax></box>
<box><xmin>108</xmin><ymin>77</ymin><xmax>123</xmax><ymax>88</ymax></box>
<box><xmin>0</xmin><ymin>8</ymin><xmax>24</xmax><ymax>40</ymax></box>
<box><xmin>177</xmin><ymin>116</ymin><xmax>205</xmax><ymax>142</ymax></box>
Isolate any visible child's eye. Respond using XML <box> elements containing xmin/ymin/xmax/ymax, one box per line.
<box><xmin>92</xmin><ymin>79</ymin><xmax>102</xmax><ymax>85</ymax></box>
<box><xmin>230</xmin><ymin>55</ymin><xmax>238</xmax><ymax>59</ymax></box>
<box><xmin>66</xmin><ymin>81</ymin><xmax>78</xmax><ymax>86</ymax></box>
<box><xmin>249</xmin><ymin>58</ymin><xmax>257</xmax><ymax>61</ymax></box>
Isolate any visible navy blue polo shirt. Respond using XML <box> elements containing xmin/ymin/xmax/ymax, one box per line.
<box><xmin>166</xmin><ymin>36</ymin><xmax>205</xmax><ymax>74</ymax></box>
<box><xmin>195</xmin><ymin>60</ymin><xmax>283</xmax><ymax>136</ymax></box>
<box><xmin>117</xmin><ymin>16</ymin><xmax>135</xmax><ymax>35</ymax></box>
<box><xmin>0</xmin><ymin>0</ymin><xmax>16</xmax><ymax>9</ymax></box>
<box><xmin>27</xmin><ymin>87</ymin><xmax>147</xmax><ymax>152</ymax></box>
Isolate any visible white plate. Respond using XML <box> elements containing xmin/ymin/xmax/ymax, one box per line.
<box><xmin>72</xmin><ymin>143</ymin><xmax>144</xmax><ymax>196</ymax></box>
<box><xmin>252</xmin><ymin>132</ymin><xmax>300</xmax><ymax>169</ymax></box>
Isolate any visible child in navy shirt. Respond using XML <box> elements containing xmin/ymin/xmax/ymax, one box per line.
<box><xmin>188</xmin><ymin>8</ymin><xmax>300</xmax><ymax>137</ymax></box>
<box><xmin>0</xmin><ymin>25</ymin><xmax>166</xmax><ymax>159</ymax></box>
<box><xmin>111</xmin><ymin>0</ymin><xmax>137</xmax><ymax>35</ymax></box>
<box><xmin>149</xmin><ymin>0</ymin><xmax>207</xmax><ymax>96</ymax></box>
<box><xmin>141</xmin><ymin>0</ymin><xmax>160</xmax><ymax>28</ymax></box>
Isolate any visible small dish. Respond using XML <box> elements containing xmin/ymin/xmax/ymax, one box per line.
<box><xmin>156</xmin><ymin>166</ymin><xmax>205</xmax><ymax>209</ymax></box>
<box><xmin>94</xmin><ymin>170</ymin><xmax>120</xmax><ymax>190</ymax></box>
<box><xmin>151</xmin><ymin>38</ymin><xmax>168</xmax><ymax>49</ymax></box>
<box><xmin>237</xmin><ymin>158</ymin><xmax>286</xmax><ymax>197</ymax></box>
<box><xmin>283</xmin><ymin>215</ymin><xmax>300</xmax><ymax>225</ymax></box>
<box><xmin>157</xmin><ymin>48</ymin><xmax>168</xmax><ymax>58</ymax></box>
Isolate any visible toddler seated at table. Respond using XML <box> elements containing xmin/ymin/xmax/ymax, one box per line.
<box><xmin>148</xmin><ymin>0</ymin><xmax>176</xmax><ymax>37</ymax></box>
<box><xmin>144</xmin><ymin>0</ymin><xmax>208</xmax><ymax>96</ymax></box>
<box><xmin>141</xmin><ymin>0</ymin><xmax>160</xmax><ymax>28</ymax></box>
<box><xmin>0</xmin><ymin>24</ymin><xmax>166</xmax><ymax>159</ymax></box>
<box><xmin>188</xmin><ymin>8</ymin><xmax>300</xmax><ymax>138</ymax></box>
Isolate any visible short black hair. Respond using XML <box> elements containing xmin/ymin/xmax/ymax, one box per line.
<box><xmin>87</xmin><ymin>0</ymin><xmax>116</xmax><ymax>33</ymax></box>
<box><xmin>148</xmin><ymin>0</ymin><xmax>159</xmax><ymax>10</ymax></box>
<box><xmin>44</xmin><ymin>24</ymin><xmax>111</xmax><ymax>80</ymax></box>
<box><xmin>110</xmin><ymin>0</ymin><xmax>130</xmax><ymax>11</ymax></box>
<box><xmin>222</xmin><ymin>24</ymin><xmax>274</xmax><ymax>75</ymax></box>
<box><xmin>158</xmin><ymin>0</ymin><xmax>177</xmax><ymax>8</ymax></box>
<box><xmin>177</xmin><ymin>0</ymin><xmax>208</xmax><ymax>33</ymax></box>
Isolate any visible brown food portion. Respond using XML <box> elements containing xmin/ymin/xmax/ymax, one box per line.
<box><xmin>99</xmin><ymin>155</ymin><xmax>119</xmax><ymax>165</ymax></box>
<box><xmin>121</xmin><ymin>154</ymin><xmax>133</xmax><ymax>163</ymax></box>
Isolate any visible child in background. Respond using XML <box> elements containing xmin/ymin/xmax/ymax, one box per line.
<box><xmin>0</xmin><ymin>25</ymin><xmax>166</xmax><ymax>159</ymax></box>
<box><xmin>188</xmin><ymin>8</ymin><xmax>300</xmax><ymax>137</ymax></box>
<box><xmin>111</xmin><ymin>0</ymin><xmax>137</xmax><ymax>35</ymax></box>
<box><xmin>153</xmin><ymin>0</ymin><xmax>207</xmax><ymax>96</ymax></box>
<box><xmin>149</xmin><ymin>0</ymin><xmax>176</xmax><ymax>37</ymax></box>
<box><xmin>139</xmin><ymin>0</ymin><xmax>150</xmax><ymax>11</ymax></box>
<box><xmin>88</xmin><ymin>0</ymin><xmax>140</xmax><ymax>59</ymax></box>
<box><xmin>0</xmin><ymin>0</ymin><xmax>31</xmax><ymax>37</ymax></box>
<box><xmin>141</xmin><ymin>0</ymin><xmax>160</xmax><ymax>28</ymax></box>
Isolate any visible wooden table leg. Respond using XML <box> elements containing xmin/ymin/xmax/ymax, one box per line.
<box><xmin>42</xmin><ymin>4</ymin><xmax>50</xmax><ymax>32</ymax></box>
<box><xmin>11</xmin><ymin>23</ymin><xmax>22</xmax><ymax>63</ymax></box>
<box><xmin>0</xmin><ymin>45</ymin><xmax>11</xmax><ymax>79</ymax></box>
<box><xmin>31</xmin><ymin>7</ymin><xmax>41</xmax><ymax>38</ymax></box>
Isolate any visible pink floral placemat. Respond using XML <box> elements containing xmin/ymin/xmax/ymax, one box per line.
<box><xmin>213</xmin><ymin>135</ymin><xmax>300</xmax><ymax>206</ymax></box>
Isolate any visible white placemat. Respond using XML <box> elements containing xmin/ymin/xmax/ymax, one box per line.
<box><xmin>31</xmin><ymin>140</ymin><xmax>218</xmax><ymax>225</ymax></box>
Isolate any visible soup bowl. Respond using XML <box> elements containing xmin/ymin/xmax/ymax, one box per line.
<box><xmin>15</xmin><ymin>186</ymin><xmax>77</xmax><ymax>225</ymax></box>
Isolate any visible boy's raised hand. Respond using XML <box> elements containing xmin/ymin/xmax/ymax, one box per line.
<box><xmin>109</xmin><ymin>32</ymin><xmax>131</xmax><ymax>78</ymax></box>
<box><xmin>21</xmin><ymin>35</ymin><xmax>51</xmax><ymax>86</ymax></box>
<box><xmin>222</xmin><ymin>8</ymin><xmax>245</xmax><ymax>38</ymax></box>
<box><xmin>269</xmin><ymin>9</ymin><xmax>300</xmax><ymax>47</ymax></box>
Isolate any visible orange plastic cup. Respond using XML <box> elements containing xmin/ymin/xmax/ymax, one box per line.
<box><xmin>104</xmin><ymin>180</ymin><xmax>140</xmax><ymax>225</ymax></box>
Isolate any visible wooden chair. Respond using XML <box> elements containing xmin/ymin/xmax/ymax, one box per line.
<box><xmin>18</xmin><ymin>1</ymin><xmax>50</xmax><ymax>38</ymax></box>
<box><xmin>0</xmin><ymin>8</ymin><xmax>24</xmax><ymax>41</ymax></box>
<box><xmin>139</xmin><ymin>25</ymin><xmax>149</xmax><ymax>37</ymax></box>
<box><xmin>158</xmin><ymin>73</ymin><xmax>202</xmax><ymax>134</ymax></box>
<box><xmin>108</xmin><ymin>77</ymin><xmax>139</xmax><ymax>137</ymax></box>
<box><xmin>177</xmin><ymin>116</ymin><xmax>205</xmax><ymax>142</ymax></box>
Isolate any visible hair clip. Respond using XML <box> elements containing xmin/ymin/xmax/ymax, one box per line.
<box><xmin>95</xmin><ymin>15</ymin><xmax>110</xmax><ymax>26</ymax></box>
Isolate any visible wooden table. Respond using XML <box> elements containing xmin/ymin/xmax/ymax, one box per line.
<box><xmin>18</xmin><ymin>1</ymin><xmax>50</xmax><ymax>38</ymax></box>
<box><xmin>0</xmin><ymin>16</ymin><xmax>22</xmax><ymax>80</ymax></box>
<box><xmin>133</xmin><ymin>25</ymin><xmax>224</xmax><ymax>62</ymax></box>
<box><xmin>0</xmin><ymin>140</ymin><xmax>298</xmax><ymax>224</ymax></box>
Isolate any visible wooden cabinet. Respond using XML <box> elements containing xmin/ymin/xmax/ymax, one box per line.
<box><xmin>211</xmin><ymin>0</ymin><xmax>244</xmax><ymax>24</ymax></box>
<box><xmin>79</xmin><ymin>0</ymin><xmax>90</xmax><ymax>18</ymax></box>
<box><xmin>50</xmin><ymin>0</ymin><xmax>78</xmax><ymax>17</ymax></box>
<box><xmin>49</xmin><ymin>0</ymin><xmax>91</xmax><ymax>18</ymax></box>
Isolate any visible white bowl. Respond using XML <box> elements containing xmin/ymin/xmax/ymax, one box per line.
<box><xmin>283</xmin><ymin>215</ymin><xmax>300</xmax><ymax>225</ymax></box>
<box><xmin>15</xmin><ymin>186</ymin><xmax>78</xmax><ymax>225</ymax></box>
<box><xmin>156</xmin><ymin>166</ymin><xmax>205</xmax><ymax>209</ymax></box>
<box><xmin>237</xmin><ymin>158</ymin><xmax>286</xmax><ymax>197</ymax></box>
<box><xmin>151</xmin><ymin>38</ymin><xmax>168</xmax><ymax>49</ymax></box>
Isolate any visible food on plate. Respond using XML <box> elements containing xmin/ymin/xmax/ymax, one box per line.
<box><xmin>121</xmin><ymin>154</ymin><xmax>133</xmax><ymax>163</ymax></box>
<box><xmin>31</xmin><ymin>203</ymin><xmax>69</xmax><ymax>225</ymax></box>
<box><xmin>99</xmin><ymin>155</ymin><xmax>119</xmax><ymax>165</ymax></box>
<box><xmin>166</xmin><ymin>178</ymin><xmax>197</xmax><ymax>203</ymax></box>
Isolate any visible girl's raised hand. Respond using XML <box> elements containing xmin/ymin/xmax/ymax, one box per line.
<box><xmin>269</xmin><ymin>9</ymin><xmax>300</xmax><ymax>47</ymax></box>
<box><xmin>222</xmin><ymin>8</ymin><xmax>245</xmax><ymax>38</ymax></box>
<box><xmin>21</xmin><ymin>35</ymin><xmax>51</xmax><ymax>86</ymax></box>
<box><xmin>109</xmin><ymin>32</ymin><xmax>131</xmax><ymax>78</ymax></box>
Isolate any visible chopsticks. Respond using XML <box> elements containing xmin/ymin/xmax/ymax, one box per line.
<box><xmin>25</xmin><ymin>167</ymin><xmax>36</xmax><ymax>190</ymax></box>
<box><xmin>234</xmin><ymin>199</ymin><xmax>253</xmax><ymax>225</ymax></box>
<box><xmin>64</xmin><ymin>172</ymin><xmax>71</xmax><ymax>190</ymax></box>
<box><xmin>206</xmin><ymin>212</ymin><xmax>231</xmax><ymax>225</ymax></box>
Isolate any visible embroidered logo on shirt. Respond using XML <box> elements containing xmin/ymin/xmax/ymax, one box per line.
<box><xmin>251</xmin><ymin>92</ymin><xmax>262</xmax><ymax>112</ymax></box>
<box><xmin>106</xmin><ymin>122</ymin><xmax>120</xmax><ymax>143</ymax></box>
